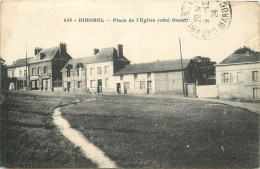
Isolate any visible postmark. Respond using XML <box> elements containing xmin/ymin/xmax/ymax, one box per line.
<box><xmin>181</xmin><ymin>1</ymin><xmax>232</xmax><ymax>40</ymax></box>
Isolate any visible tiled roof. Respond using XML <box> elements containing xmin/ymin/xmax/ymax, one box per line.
<box><xmin>8</xmin><ymin>57</ymin><xmax>32</xmax><ymax>68</ymax></box>
<box><xmin>114</xmin><ymin>59</ymin><xmax>191</xmax><ymax>75</ymax></box>
<box><xmin>61</xmin><ymin>47</ymin><xmax>130</xmax><ymax>72</ymax></box>
<box><xmin>29</xmin><ymin>47</ymin><xmax>59</xmax><ymax>63</ymax></box>
<box><xmin>218</xmin><ymin>52</ymin><xmax>260</xmax><ymax>65</ymax></box>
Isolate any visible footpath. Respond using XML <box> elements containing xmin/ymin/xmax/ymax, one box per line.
<box><xmin>185</xmin><ymin>97</ymin><xmax>260</xmax><ymax>115</ymax></box>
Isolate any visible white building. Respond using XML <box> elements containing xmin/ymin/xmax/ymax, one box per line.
<box><xmin>61</xmin><ymin>45</ymin><xmax>130</xmax><ymax>93</ymax></box>
<box><xmin>7</xmin><ymin>58</ymin><xmax>30</xmax><ymax>90</ymax></box>
<box><xmin>215</xmin><ymin>52</ymin><xmax>260</xmax><ymax>100</ymax></box>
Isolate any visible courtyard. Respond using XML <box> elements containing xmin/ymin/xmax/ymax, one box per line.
<box><xmin>1</xmin><ymin>91</ymin><xmax>259</xmax><ymax>168</ymax></box>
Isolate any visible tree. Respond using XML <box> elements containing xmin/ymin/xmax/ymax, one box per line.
<box><xmin>192</xmin><ymin>56</ymin><xmax>216</xmax><ymax>85</ymax></box>
<box><xmin>233</xmin><ymin>46</ymin><xmax>257</xmax><ymax>54</ymax></box>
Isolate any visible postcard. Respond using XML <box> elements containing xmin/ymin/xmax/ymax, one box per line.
<box><xmin>0</xmin><ymin>0</ymin><xmax>259</xmax><ymax>168</ymax></box>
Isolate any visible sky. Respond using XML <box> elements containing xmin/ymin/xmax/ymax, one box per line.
<box><xmin>0</xmin><ymin>0</ymin><xmax>259</xmax><ymax>65</ymax></box>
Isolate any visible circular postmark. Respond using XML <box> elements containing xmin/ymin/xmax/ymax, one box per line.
<box><xmin>181</xmin><ymin>1</ymin><xmax>232</xmax><ymax>40</ymax></box>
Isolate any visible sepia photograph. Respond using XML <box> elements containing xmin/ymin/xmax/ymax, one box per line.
<box><xmin>0</xmin><ymin>0</ymin><xmax>259</xmax><ymax>168</ymax></box>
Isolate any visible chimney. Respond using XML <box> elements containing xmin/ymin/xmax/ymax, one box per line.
<box><xmin>34</xmin><ymin>47</ymin><xmax>42</xmax><ymax>55</ymax></box>
<box><xmin>93</xmin><ymin>48</ymin><xmax>99</xmax><ymax>55</ymax></box>
<box><xmin>59</xmin><ymin>42</ymin><xmax>67</xmax><ymax>57</ymax></box>
<box><xmin>117</xmin><ymin>44</ymin><xmax>123</xmax><ymax>58</ymax></box>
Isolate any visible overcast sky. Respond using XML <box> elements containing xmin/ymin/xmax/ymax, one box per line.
<box><xmin>1</xmin><ymin>1</ymin><xmax>259</xmax><ymax>65</ymax></box>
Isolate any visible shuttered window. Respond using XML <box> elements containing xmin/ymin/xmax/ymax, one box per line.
<box><xmin>221</xmin><ymin>73</ymin><xmax>232</xmax><ymax>83</ymax></box>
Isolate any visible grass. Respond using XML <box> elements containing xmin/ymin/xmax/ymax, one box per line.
<box><xmin>1</xmin><ymin>91</ymin><xmax>259</xmax><ymax>168</ymax></box>
<box><xmin>1</xmin><ymin>91</ymin><xmax>97</xmax><ymax>168</ymax></box>
<box><xmin>62</xmin><ymin>95</ymin><xmax>259</xmax><ymax>168</ymax></box>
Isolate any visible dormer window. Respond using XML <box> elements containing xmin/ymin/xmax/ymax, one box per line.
<box><xmin>40</xmin><ymin>53</ymin><xmax>46</xmax><ymax>60</ymax></box>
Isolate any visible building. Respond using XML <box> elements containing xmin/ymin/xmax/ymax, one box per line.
<box><xmin>215</xmin><ymin>52</ymin><xmax>260</xmax><ymax>100</ymax></box>
<box><xmin>28</xmin><ymin>43</ymin><xmax>72</xmax><ymax>91</ymax></box>
<box><xmin>7</xmin><ymin>58</ymin><xmax>31</xmax><ymax>90</ymax></box>
<box><xmin>0</xmin><ymin>58</ymin><xmax>7</xmax><ymax>91</ymax></box>
<box><xmin>114</xmin><ymin>59</ymin><xmax>196</xmax><ymax>95</ymax></box>
<box><xmin>60</xmin><ymin>44</ymin><xmax>130</xmax><ymax>93</ymax></box>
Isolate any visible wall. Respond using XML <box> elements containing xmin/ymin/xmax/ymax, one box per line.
<box><xmin>87</xmin><ymin>61</ymin><xmax>114</xmax><ymax>93</ymax></box>
<box><xmin>154</xmin><ymin>71</ymin><xmax>183</xmax><ymax>95</ymax></box>
<box><xmin>29</xmin><ymin>61</ymin><xmax>52</xmax><ymax>90</ymax></box>
<box><xmin>196</xmin><ymin>85</ymin><xmax>218</xmax><ymax>98</ymax></box>
<box><xmin>114</xmin><ymin>73</ymin><xmax>155</xmax><ymax>94</ymax></box>
<box><xmin>216</xmin><ymin>62</ymin><xmax>260</xmax><ymax>100</ymax></box>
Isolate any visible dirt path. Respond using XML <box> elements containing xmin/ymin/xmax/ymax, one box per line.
<box><xmin>52</xmin><ymin>98</ymin><xmax>117</xmax><ymax>168</ymax></box>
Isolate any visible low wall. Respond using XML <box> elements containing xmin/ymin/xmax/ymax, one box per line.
<box><xmin>197</xmin><ymin>85</ymin><xmax>218</xmax><ymax>98</ymax></box>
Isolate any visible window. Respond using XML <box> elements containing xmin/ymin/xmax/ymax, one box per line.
<box><xmin>32</xmin><ymin>68</ymin><xmax>36</xmax><ymax>75</ymax></box>
<box><xmin>24</xmin><ymin>80</ymin><xmax>27</xmax><ymax>87</ymax></box>
<box><xmin>97</xmin><ymin>67</ymin><xmax>102</xmax><ymax>75</ymax></box>
<box><xmin>78</xmin><ymin>81</ymin><xmax>82</xmax><ymax>88</ymax></box>
<box><xmin>140</xmin><ymin>81</ymin><xmax>145</xmax><ymax>89</ymax></box>
<box><xmin>237</xmin><ymin>72</ymin><xmax>243</xmax><ymax>82</ymax></box>
<box><xmin>11</xmin><ymin>71</ymin><xmax>14</xmax><ymax>77</ymax></box>
<box><xmin>38</xmin><ymin>67</ymin><xmax>41</xmax><ymax>75</ymax></box>
<box><xmin>67</xmin><ymin>69</ymin><xmax>71</xmax><ymax>77</ymax></box>
<box><xmin>134</xmin><ymin>81</ymin><xmax>140</xmax><ymax>89</ymax></box>
<box><xmin>120</xmin><ymin>75</ymin><xmax>123</xmax><ymax>80</ymax></box>
<box><xmin>24</xmin><ymin>70</ymin><xmax>26</xmax><ymax>76</ymax></box>
<box><xmin>77</xmin><ymin>67</ymin><xmax>82</xmax><ymax>76</ymax></box>
<box><xmin>105</xmin><ymin>79</ymin><xmax>109</xmax><ymax>87</ymax></box>
<box><xmin>90</xmin><ymin>68</ymin><xmax>94</xmax><ymax>75</ymax></box>
<box><xmin>147</xmin><ymin>73</ymin><xmax>151</xmax><ymax>78</ymax></box>
<box><xmin>19</xmin><ymin>70</ymin><xmax>22</xmax><ymax>77</ymax></box>
<box><xmin>222</xmin><ymin>73</ymin><xmax>232</xmax><ymax>83</ymax></box>
<box><xmin>44</xmin><ymin>66</ymin><xmax>47</xmax><ymax>74</ymax></box>
<box><xmin>252</xmin><ymin>71</ymin><xmax>258</xmax><ymax>82</ymax></box>
<box><xmin>134</xmin><ymin>74</ymin><xmax>137</xmax><ymax>80</ymax></box>
<box><xmin>90</xmin><ymin>80</ymin><xmax>96</xmax><ymax>88</ymax></box>
<box><xmin>105</xmin><ymin>66</ymin><xmax>109</xmax><ymax>74</ymax></box>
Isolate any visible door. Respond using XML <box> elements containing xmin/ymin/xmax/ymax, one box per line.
<box><xmin>253</xmin><ymin>88</ymin><xmax>259</xmax><ymax>99</ymax></box>
<box><xmin>97</xmin><ymin>79</ymin><xmax>102</xmax><ymax>93</ymax></box>
<box><xmin>117</xmin><ymin>83</ymin><xmax>121</xmax><ymax>93</ymax></box>
<box><xmin>67</xmin><ymin>82</ymin><xmax>71</xmax><ymax>92</ymax></box>
<box><xmin>17</xmin><ymin>81</ymin><xmax>23</xmax><ymax>90</ymax></box>
<box><xmin>124</xmin><ymin>82</ymin><xmax>130</xmax><ymax>94</ymax></box>
<box><xmin>147</xmin><ymin>81</ymin><xmax>152</xmax><ymax>94</ymax></box>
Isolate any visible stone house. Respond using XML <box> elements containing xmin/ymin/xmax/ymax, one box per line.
<box><xmin>215</xmin><ymin>52</ymin><xmax>260</xmax><ymax>100</ymax></box>
<box><xmin>60</xmin><ymin>44</ymin><xmax>130</xmax><ymax>93</ymax></box>
<box><xmin>114</xmin><ymin>59</ymin><xmax>196</xmax><ymax>95</ymax></box>
<box><xmin>28</xmin><ymin>43</ymin><xmax>72</xmax><ymax>91</ymax></box>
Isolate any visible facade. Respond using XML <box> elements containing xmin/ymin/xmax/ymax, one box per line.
<box><xmin>28</xmin><ymin>43</ymin><xmax>72</xmax><ymax>91</ymax></box>
<box><xmin>61</xmin><ymin>45</ymin><xmax>130</xmax><ymax>93</ymax></box>
<box><xmin>0</xmin><ymin>58</ymin><xmax>7</xmax><ymax>90</ymax></box>
<box><xmin>216</xmin><ymin>52</ymin><xmax>260</xmax><ymax>100</ymax></box>
<box><xmin>114</xmin><ymin>59</ymin><xmax>196</xmax><ymax>95</ymax></box>
<box><xmin>7</xmin><ymin>58</ymin><xmax>30</xmax><ymax>90</ymax></box>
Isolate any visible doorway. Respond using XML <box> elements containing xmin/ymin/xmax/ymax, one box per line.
<box><xmin>253</xmin><ymin>88</ymin><xmax>259</xmax><ymax>99</ymax></box>
<box><xmin>67</xmin><ymin>82</ymin><xmax>71</xmax><ymax>92</ymax></box>
<box><xmin>97</xmin><ymin>79</ymin><xmax>102</xmax><ymax>93</ymax></box>
<box><xmin>147</xmin><ymin>81</ymin><xmax>152</xmax><ymax>94</ymax></box>
<box><xmin>117</xmin><ymin>83</ymin><xmax>121</xmax><ymax>93</ymax></box>
<box><xmin>17</xmin><ymin>81</ymin><xmax>23</xmax><ymax>90</ymax></box>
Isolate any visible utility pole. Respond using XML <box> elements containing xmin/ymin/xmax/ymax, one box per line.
<box><xmin>25</xmin><ymin>44</ymin><xmax>28</xmax><ymax>90</ymax></box>
<box><xmin>179</xmin><ymin>38</ymin><xmax>185</xmax><ymax>97</ymax></box>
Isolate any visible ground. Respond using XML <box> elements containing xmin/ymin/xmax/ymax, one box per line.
<box><xmin>1</xmin><ymin>91</ymin><xmax>259</xmax><ymax>168</ymax></box>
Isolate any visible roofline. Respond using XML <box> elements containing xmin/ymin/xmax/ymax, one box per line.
<box><xmin>216</xmin><ymin>61</ymin><xmax>260</xmax><ymax>67</ymax></box>
<box><xmin>7</xmin><ymin>65</ymin><xmax>27</xmax><ymax>68</ymax></box>
<box><xmin>114</xmin><ymin>68</ymin><xmax>187</xmax><ymax>75</ymax></box>
<box><xmin>29</xmin><ymin>59</ymin><xmax>52</xmax><ymax>64</ymax></box>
